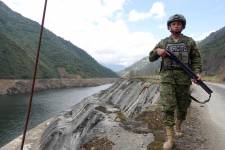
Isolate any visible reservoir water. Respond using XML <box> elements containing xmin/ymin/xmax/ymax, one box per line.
<box><xmin>0</xmin><ymin>84</ymin><xmax>112</xmax><ymax>147</ymax></box>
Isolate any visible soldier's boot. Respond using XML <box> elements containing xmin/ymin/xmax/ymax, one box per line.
<box><xmin>163</xmin><ymin>126</ymin><xmax>175</xmax><ymax>150</ymax></box>
<box><xmin>175</xmin><ymin>119</ymin><xmax>183</xmax><ymax>138</ymax></box>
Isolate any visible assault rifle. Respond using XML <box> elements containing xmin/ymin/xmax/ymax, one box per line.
<box><xmin>166</xmin><ymin>50</ymin><xmax>213</xmax><ymax>104</ymax></box>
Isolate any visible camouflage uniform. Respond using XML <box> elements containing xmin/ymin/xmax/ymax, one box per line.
<box><xmin>149</xmin><ymin>34</ymin><xmax>202</xmax><ymax>126</ymax></box>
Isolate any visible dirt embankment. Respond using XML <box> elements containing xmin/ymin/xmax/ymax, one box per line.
<box><xmin>0</xmin><ymin>78</ymin><xmax>117</xmax><ymax>95</ymax></box>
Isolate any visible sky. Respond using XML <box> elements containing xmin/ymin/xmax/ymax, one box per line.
<box><xmin>2</xmin><ymin>0</ymin><xmax>225</xmax><ymax>71</ymax></box>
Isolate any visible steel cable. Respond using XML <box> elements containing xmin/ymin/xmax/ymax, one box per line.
<box><xmin>20</xmin><ymin>0</ymin><xmax>48</xmax><ymax>149</ymax></box>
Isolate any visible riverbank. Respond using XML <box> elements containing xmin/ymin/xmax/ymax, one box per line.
<box><xmin>1</xmin><ymin>78</ymin><xmax>160</xmax><ymax>150</ymax></box>
<box><xmin>1</xmin><ymin>79</ymin><xmax>223</xmax><ymax>150</ymax></box>
<box><xmin>0</xmin><ymin>78</ymin><xmax>118</xmax><ymax>95</ymax></box>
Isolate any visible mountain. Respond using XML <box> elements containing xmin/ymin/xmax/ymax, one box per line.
<box><xmin>198</xmin><ymin>26</ymin><xmax>225</xmax><ymax>80</ymax></box>
<box><xmin>104</xmin><ymin>64</ymin><xmax>125</xmax><ymax>72</ymax></box>
<box><xmin>0</xmin><ymin>1</ymin><xmax>117</xmax><ymax>79</ymax></box>
<box><xmin>119</xmin><ymin>57</ymin><xmax>160</xmax><ymax>77</ymax></box>
<box><xmin>120</xmin><ymin>26</ymin><xmax>225</xmax><ymax>81</ymax></box>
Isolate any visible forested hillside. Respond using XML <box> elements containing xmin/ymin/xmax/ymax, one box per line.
<box><xmin>0</xmin><ymin>1</ymin><xmax>117</xmax><ymax>79</ymax></box>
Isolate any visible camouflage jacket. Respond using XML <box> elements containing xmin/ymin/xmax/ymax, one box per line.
<box><xmin>149</xmin><ymin>34</ymin><xmax>202</xmax><ymax>85</ymax></box>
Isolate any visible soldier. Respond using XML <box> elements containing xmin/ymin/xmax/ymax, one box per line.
<box><xmin>149</xmin><ymin>14</ymin><xmax>202</xmax><ymax>150</ymax></box>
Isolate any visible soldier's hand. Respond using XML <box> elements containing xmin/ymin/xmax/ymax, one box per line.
<box><xmin>192</xmin><ymin>74</ymin><xmax>201</xmax><ymax>83</ymax></box>
<box><xmin>156</xmin><ymin>48</ymin><xmax>170</xmax><ymax>57</ymax></box>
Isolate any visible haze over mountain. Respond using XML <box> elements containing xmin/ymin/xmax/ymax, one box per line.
<box><xmin>119</xmin><ymin>57</ymin><xmax>160</xmax><ymax>77</ymax></box>
<box><xmin>0</xmin><ymin>1</ymin><xmax>117</xmax><ymax>79</ymax></box>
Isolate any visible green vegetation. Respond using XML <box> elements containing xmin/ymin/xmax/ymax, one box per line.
<box><xmin>80</xmin><ymin>137</ymin><xmax>114</xmax><ymax>150</ymax></box>
<box><xmin>135</xmin><ymin>107</ymin><xmax>165</xmax><ymax>150</ymax></box>
<box><xmin>0</xmin><ymin>1</ymin><xmax>117</xmax><ymax>79</ymax></box>
<box><xmin>202</xmin><ymin>75</ymin><xmax>221</xmax><ymax>83</ymax></box>
<box><xmin>198</xmin><ymin>26</ymin><xmax>225</xmax><ymax>80</ymax></box>
<box><xmin>115</xmin><ymin>111</ymin><xmax>127</xmax><ymax>124</ymax></box>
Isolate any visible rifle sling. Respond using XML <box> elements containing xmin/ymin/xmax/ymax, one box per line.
<box><xmin>190</xmin><ymin>94</ymin><xmax>211</xmax><ymax>104</ymax></box>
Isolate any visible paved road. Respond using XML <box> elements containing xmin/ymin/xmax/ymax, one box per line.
<box><xmin>192</xmin><ymin>82</ymin><xmax>225</xmax><ymax>149</ymax></box>
<box><xmin>206</xmin><ymin>82</ymin><xmax>225</xmax><ymax>130</ymax></box>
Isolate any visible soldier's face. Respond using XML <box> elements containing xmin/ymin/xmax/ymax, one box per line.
<box><xmin>169</xmin><ymin>21</ymin><xmax>183</xmax><ymax>34</ymax></box>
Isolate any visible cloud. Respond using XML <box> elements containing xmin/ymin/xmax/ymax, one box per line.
<box><xmin>67</xmin><ymin>18</ymin><xmax>157</xmax><ymax>66</ymax></box>
<box><xmin>2</xmin><ymin>0</ymin><xmax>158</xmax><ymax>67</ymax></box>
<box><xmin>157</xmin><ymin>24</ymin><xmax>166</xmax><ymax>29</ymax></box>
<box><xmin>128</xmin><ymin>1</ymin><xmax>166</xmax><ymax>22</ymax></box>
<box><xmin>150</xmin><ymin>1</ymin><xmax>166</xmax><ymax>19</ymax></box>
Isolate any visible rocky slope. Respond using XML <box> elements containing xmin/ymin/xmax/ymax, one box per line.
<box><xmin>1</xmin><ymin>79</ymin><xmax>160</xmax><ymax>150</ymax></box>
<box><xmin>37</xmin><ymin>79</ymin><xmax>161</xmax><ymax>150</ymax></box>
<box><xmin>1</xmin><ymin>78</ymin><xmax>215</xmax><ymax>150</ymax></box>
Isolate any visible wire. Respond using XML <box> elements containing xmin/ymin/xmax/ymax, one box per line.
<box><xmin>20</xmin><ymin>0</ymin><xmax>48</xmax><ymax>149</ymax></box>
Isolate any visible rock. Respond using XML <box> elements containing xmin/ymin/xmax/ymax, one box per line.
<box><xmin>36</xmin><ymin>79</ymin><xmax>160</xmax><ymax>150</ymax></box>
<box><xmin>1</xmin><ymin>78</ymin><xmax>160</xmax><ymax>150</ymax></box>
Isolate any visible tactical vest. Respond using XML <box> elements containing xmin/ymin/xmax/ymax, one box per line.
<box><xmin>161</xmin><ymin>38</ymin><xmax>190</xmax><ymax>70</ymax></box>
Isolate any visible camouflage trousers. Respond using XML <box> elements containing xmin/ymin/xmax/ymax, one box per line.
<box><xmin>159</xmin><ymin>83</ymin><xmax>191</xmax><ymax>127</ymax></box>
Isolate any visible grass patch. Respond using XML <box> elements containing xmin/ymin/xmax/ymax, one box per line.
<box><xmin>147</xmin><ymin>129</ymin><xmax>165</xmax><ymax>150</ymax></box>
<box><xmin>80</xmin><ymin>137</ymin><xmax>114</xmax><ymax>150</ymax></box>
<box><xmin>147</xmin><ymin>140</ymin><xmax>163</xmax><ymax>150</ymax></box>
<box><xmin>135</xmin><ymin>108</ymin><xmax>165</xmax><ymax>150</ymax></box>
<box><xmin>135</xmin><ymin>108</ymin><xmax>164</xmax><ymax>130</ymax></box>
<box><xmin>115</xmin><ymin>111</ymin><xmax>127</xmax><ymax>124</ymax></box>
<box><xmin>202</xmin><ymin>75</ymin><xmax>222</xmax><ymax>83</ymax></box>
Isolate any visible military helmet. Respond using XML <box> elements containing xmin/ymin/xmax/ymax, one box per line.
<box><xmin>167</xmin><ymin>14</ymin><xmax>186</xmax><ymax>29</ymax></box>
